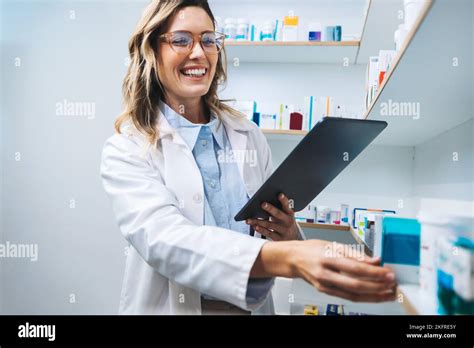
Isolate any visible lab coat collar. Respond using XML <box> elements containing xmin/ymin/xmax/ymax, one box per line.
<box><xmin>158</xmin><ymin>101</ymin><xmax>226</xmax><ymax>151</ymax></box>
<box><xmin>156</xmin><ymin>102</ymin><xmax>254</xmax><ymax>185</ymax></box>
<box><xmin>219</xmin><ymin>109</ymin><xmax>254</xmax><ymax>132</ymax></box>
<box><xmin>156</xmin><ymin>102</ymin><xmax>253</xmax><ymax>147</ymax></box>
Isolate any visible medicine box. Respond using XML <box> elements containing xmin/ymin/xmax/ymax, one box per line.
<box><xmin>381</xmin><ymin>217</ymin><xmax>421</xmax><ymax>284</ymax></box>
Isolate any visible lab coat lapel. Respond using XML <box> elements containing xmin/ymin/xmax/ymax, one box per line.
<box><xmin>157</xmin><ymin>110</ymin><xmax>205</xmax><ymax>225</ymax></box>
<box><xmin>224</xmin><ymin>123</ymin><xmax>260</xmax><ymax>198</ymax></box>
<box><xmin>225</xmin><ymin>127</ymin><xmax>247</xmax><ymax>181</ymax></box>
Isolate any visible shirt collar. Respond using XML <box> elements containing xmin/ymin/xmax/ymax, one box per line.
<box><xmin>159</xmin><ymin>101</ymin><xmax>225</xmax><ymax>150</ymax></box>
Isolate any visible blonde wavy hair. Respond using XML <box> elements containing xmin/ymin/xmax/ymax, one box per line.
<box><xmin>115</xmin><ymin>0</ymin><xmax>242</xmax><ymax>144</ymax></box>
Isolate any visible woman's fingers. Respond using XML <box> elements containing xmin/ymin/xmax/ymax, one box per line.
<box><xmin>325</xmin><ymin>257</ymin><xmax>395</xmax><ymax>283</ymax></box>
<box><xmin>316</xmin><ymin>282</ymin><xmax>397</xmax><ymax>303</ymax></box>
<box><xmin>260</xmin><ymin>202</ymin><xmax>291</xmax><ymax>225</ymax></box>
<box><xmin>247</xmin><ymin>218</ymin><xmax>281</xmax><ymax>233</ymax></box>
<box><xmin>253</xmin><ymin>224</ymin><xmax>282</xmax><ymax>241</ymax></box>
<box><xmin>366</xmin><ymin>256</ymin><xmax>382</xmax><ymax>264</ymax></box>
<box><xmin>347</xmin><ymin>253</ymin><xmax>382</xmax><ymax>265</ymax></box>
<box><xmin>277</xmin><ymin>193</ymin><xmax>295</xmax><ymax>216</ymax></box>
<box><xmin>318</xmin><ymin>269</ymin><xmax>395</xmax><ymax>294</ymax></box>
<box><xmin>293</xmin><ymin>240</ymin><xmax>398</xmax><ymax>303</ymax></box>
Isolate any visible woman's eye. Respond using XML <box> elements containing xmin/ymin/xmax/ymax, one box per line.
<box><xmin>172</xmin><ymin>37</ymin><xmax>190</xmax><ymax>46</ymax></box>
<box><xmin>202</xmin><ymin>37</ymin><xmax>216</xmax><ymax>46</ymax></box>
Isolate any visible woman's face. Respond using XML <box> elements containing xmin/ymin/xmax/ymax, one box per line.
<box><xmin>157</xmin><ymin>6</ymin><xmax>218</xmax><ymax>103</ymax></box>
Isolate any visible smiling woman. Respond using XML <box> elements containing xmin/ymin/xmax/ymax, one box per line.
<box><xmin>100</xmin><ymin>0</ymin><xmax>397</xmax><ymax>316</ymax></box>
<box><xmin>115</xmin><ymin>0</ymin><xmax>238</xmax><ymax>143</ymax></box>
<box><xmin>155</xmin><ymin>7</ymin><xmax>225</xmax><ymax>123</ymax></box>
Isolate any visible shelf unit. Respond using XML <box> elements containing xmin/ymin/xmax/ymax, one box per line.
<box><xmin>364</xmin><ymin>0</ymin><xmax>473</xmax><ymax>146</ymax></box>
<box><xmin>217</xmin><ymin>0</ymin><xmax>472</xmax><ymax>316</ymax></box>
<box><xmin>225</xmin><ymin>40</ymin><xmax>360</xmax><ymax>64</ymax></box>
<box><xmin>227</xmin><ymin>0</ymin><xmax>473</xmax><ymax>147</ymax></box>
<box><xmin>226</xmin><ymin>41</ymin><xmax>360</xmax><ymax>46</ymax></box>
<box><xmin>361</xmin><ymin>1</ymin><xmax>432</xmax><ymax>121</ymax></box>
<box><xmin>261</xmin><ymin>129</ymin><xmax>307</xmax><ymax>136</ymax></box>
<box><xmin>218</xmin><ymin>1</ymin><xmax>372</xmax><ymax>135</ymax></box>
<box><xmin>298</xmin><ymin>222</ymin><xmax>350</xmax><ymax>231</ymax></box>
<box><xmin>350</xmin><ymin>0</ymin><xmax>472</xmax><ymax>315</ymax></box>
<box><xmin>225</xmin><ymin>0</ymin><xmax>438</xmax><ymax>142</ymax></box>
<box><xmin>261</xmin><ymin>128</ymin><xmax>307</xmax><ymax>141</ymax></box>
<box><xmin>356</xmin><ymin>0</ymin><xmax>405</xmax><ymax>64</ymax></box>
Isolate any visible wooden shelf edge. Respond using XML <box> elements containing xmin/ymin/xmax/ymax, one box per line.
<box><xmin>298</xmin><ymin>222</ymin><xmax>350</xmax><ymax>231</ymax></box>
<box><xmin>397</xmin><ymin>284</ymin><xmax>439</xmax><ymax>315</ymax></box>
<box><xmin>397</xmin><ymin>287</ymin><xmax>419</xmax><ymax>315</ymax></box>
<box><xmin>225</xmin><ymin>40</ymin><xmax>360</xmax><ymax>47</ymax></box>
<box><xmin>262</xmin><ymin>129</ymin><xmax>308</xmax><ymax>136</ymax></box>
<box><xmin>349</xmin><ymin>227</ymin><xmax>373</xmax><ymax>257</ymax></box>
<box><xmin>355</xmin><ymin>0</ymin><xmax>372</xmax><ymax>63</ymax></box>
<box><xmin>362</xmin><ymin>0</ymin><xmax>433</xmax><ymax>120</ymax></box>
<box><xmin>349</xmin><ymin>226</ymin><xmax>364</xmax><ymax>244</ymax></box>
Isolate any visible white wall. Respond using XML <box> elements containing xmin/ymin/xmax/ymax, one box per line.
<box><xmin>1</xmin><ymin>0</ymin><xmax>146</xmax><ymax>314</ymax></box>
<box><xmin>0</xmin><ymin>0</ymin><xmax>4</xmax><ymax>314</ymax></box>
<box><xmin>412</xmin><ymin>118</ymin><xmax>474</xmax><ymax>210</ymax></box>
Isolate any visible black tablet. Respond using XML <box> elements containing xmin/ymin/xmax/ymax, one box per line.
<box><xmin>234</xmin><ymin>117</ymin><xmax>388</xmax><ymax>221</ymax></box>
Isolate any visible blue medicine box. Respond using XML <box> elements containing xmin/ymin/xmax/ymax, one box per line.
<box><xmin>382</xmin><ymin>217</ymin><xmax>421</xmax><ymax>284</ymax></box>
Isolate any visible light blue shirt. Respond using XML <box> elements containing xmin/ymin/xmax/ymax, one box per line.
<box><xmin>159</xmin><ymin>101</ymin><xmax>272</xmax><ymax>305</ymax></box>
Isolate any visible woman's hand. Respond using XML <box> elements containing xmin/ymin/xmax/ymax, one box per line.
<box><xmin>292</xmin><ymin>240</ymin><xmax>397</xmax><ymax>302</ymax></box>
<box><xmin>245</xmin><ymin>193</ymin><xmax>299</xmax><ymax>241</ymax></box>
<box><xmin>251</xmin><ymin>239</ymin><xmax>397</xmax><ymax>303</ymax></box>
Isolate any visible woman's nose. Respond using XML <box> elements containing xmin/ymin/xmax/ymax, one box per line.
<box><xmin>188</xmin><ymin>40</ymin><xmax>206</xmax><ymax>60</ymax></box>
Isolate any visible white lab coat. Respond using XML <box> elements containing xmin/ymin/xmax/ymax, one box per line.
<box><xmin>100</xmin><ymin>108</ymin><xmax>303</xmax><ymax>315</ymax></box>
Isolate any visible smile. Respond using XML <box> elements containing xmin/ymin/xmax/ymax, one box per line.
<box><xmin>180</xmin><ymin>67</ymin><xmax>208</xmax><ymax>79</ymax></box>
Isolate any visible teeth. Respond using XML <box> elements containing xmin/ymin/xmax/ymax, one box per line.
<box><xmin>182</xmin><ymin>68</ymin><xmax>206</xmax><ymax>77</ymax></box>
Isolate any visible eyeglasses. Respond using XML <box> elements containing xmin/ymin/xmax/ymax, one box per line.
<box><xmin>158</xmin><ymin>31</ymin><xmax>225</xmax><ymax>55</ymax></box>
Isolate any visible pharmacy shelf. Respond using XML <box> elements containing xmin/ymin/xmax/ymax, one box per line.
<box><xmin>261</xmin><ymin>128</ymin><xmax>308</xmax><ymax>135</ymax></box>
<box><xmin>261</xmin><ymin>128</ymin><xmax>307</xmax><ymax>141</ymax></box>
<box><xmin>398</xmin><ymin>284</ymin><xmax>438</xmax><ymax>315</ymax></box>
<box><xmin>227</xmin><ymin>41</ymin><xmax>359</xmax><ymax>47</ymax></box>
<box><xmin>262</xmin><ymin>129</ymin><xmax>307</xmax><ymax>141</ymax></box>
<box><xmin>356</xmin><ymin>0</ymin><xmax>404</xmax><ymax>64</ymax></box>
<box><xmin>299</xmin><ymin>222</ymin><xmax>350</xmax><ymax>231</ymax></box>
<box><xmin>364</xmin><ymin>0</ymin><xmax>474</xmax><ymax>146</ymax></box>
<box><xmin>362</xmin><ymin>0</ymin><xmax>432</xmax><ymax>123</ymax></box>
<box><xmin>224</xmin><ymin>40</ymin><xmax>360</xmax><ymax>64</ymax></box>
<box><xmin>211</xmin><ymin>0</ymin><xmax>364</xmax><ymax>4</ymax></box>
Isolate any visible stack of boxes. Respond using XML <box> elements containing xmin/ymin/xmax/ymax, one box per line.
<box><xmin>365</xmin><ymin>50</ymin><xmax>397</xmax><ymax>111</ymax></box>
